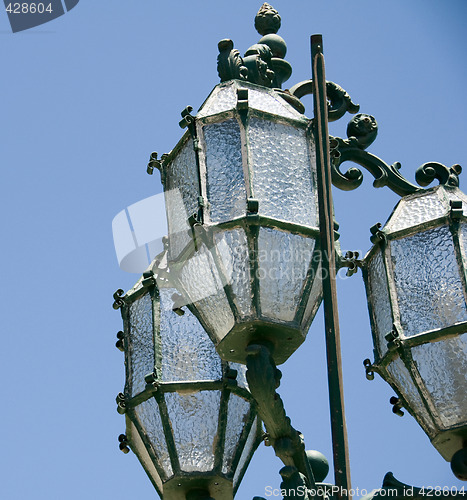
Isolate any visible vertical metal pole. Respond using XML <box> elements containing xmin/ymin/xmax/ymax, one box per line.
<box><xmin>310</xmin><ymin>34</ymin><xmax>352</xmax><ymax>499</ymax></box>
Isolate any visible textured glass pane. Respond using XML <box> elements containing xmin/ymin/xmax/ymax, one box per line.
<box><xmin>258</xmin><ymin>228</ymin><xmax>315</xmax><ymax>322</ymax></box>
<box><xmin>165</xmin><ymin>138</ymin><xmax>199</xmax><ymax>260</ymax></box>
<box><xmin>129</xmin><ymin>294</ymin><xmax>154</xmax><ymax>396</ymax></box>
<box><xmin>229</xmin><ymin>362</ymin><xmax>249</xmax><ymax>389</ymax></box>
<box><xmin>135</xmin><ymin>397</ymin><xmax>173</xmax><ymax>476</ymax></box>
<box><xmin>412</xmin><ymin>335</ymin><xmax>467</xmax><ymax>428</ymax></box>
<box><xmin>249</xmin><ymin>118</ymin><xmax>317</xmax><ymax>227</ymax></box>
<box><xmin>386</xmin><ymin>357</ymin><xmax>434</xmax><ymax>433</ymax></box>
<box><xmin>197</xmin><ymin>83</ymin><xmax>237</xmax><ymax>118</ymax></box>
<box><xmin>159</xmin><ymin>288</ymin><xmax>222</xmax><ymax>382</ymax></box>
<box><xmin>249</xmin><ymin>87</ymin><xmax>304</xmax><ymax>121</ymax></box>
<box><xmin>301</xmin><ymin>262</ymin><xmax>323</xmax><ymax>330</ymax></box>
<box><xmin>391</xmin><ymin>226</ymin><xmax>467</xmax><ymax>337</ymax></box>
<box><xmin>166</xmin><ymin>391</ymin><xmax>221</xmax><ymax>472</ymax></box>
<box><xmin>233</xmin><ymin>417</ymin><xmax>258</xmax><ymax>488</ymax></box>
<box><xmin>178</xmin><ymin>244</ymin><xmax>235</xmax><ymax>341</ymax></box>
<box><xmin>385</xmin><ymin>191</ymin><xmax>446</xmax><ymax>233</ymax></box>
<box><xmin>204</xmin><ymin>119</ymin><xmax>246</xmax><ymax>223</ymax></box>
<box><xmin>366</xmin><ymin>249</ymin><xmax>393</xmax><ymax>358</ymax></box>
<box><xmin>215</xmin><ymin>229</ymin><xmax>252</xmax><ymax>317</ymax></box>
<box><xmin>126</xmin><ymin>418</ymin><xmax>164</xmax><ymax>489</ymax></box>
<box><xmin>222</xmin><ymin>395</ymin><xmax>251</xmax><ymax>474</ymax></box>
<box><xmin>458</xmin><ymin>222</ymin><xmax>467</xmax><ymax>266</ymax></box>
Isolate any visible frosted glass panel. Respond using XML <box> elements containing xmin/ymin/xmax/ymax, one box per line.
<box><xmin>387</xmin><ymin>357</ymin><xmax>434</xmax><ymax>433</ymax></box>
<box><xmin>249</xmin><ymin>87</ymin><xmax>304</xmax><ymax>120</ymax></box>
<box><xmin>165</xmin><ymin>138</ymin><xmax>199</xmax><ymax>260</ymax></box>
<box><xmin>159</xmin><ymin>288</ymin><xmax>222</xmax><ymax>382</ymax></box>
<box><xmin>129</xmin><ymin>294</ymin><xmax>154</xmax><ymax>397</ymax></box>
<box><xmin>126</xmin><ymin>419</ymin><xmax>164</xmax><ymax>489</ymax></box>
<box><xmin>258</xmin><ymin>228</ymin><xmax>315</xmax><ymax>322</ymax></box>
<box><xmin>458</xmin><ymin>223</ymin><xmax>467</xmax><ymax>264</ymax></box>
<box><xmin>412</xmin><ymin>335</ymin><xmax>467</xmax><ymax>428</ymax></box>
<box><xmin>385</xmin><ymin>191</ymin><xmax>445</xmax><ymax>233</ymax></box>
<box><xmin>249</xmin><ymin>118</ymin><xmax>317</xmax><ymax>227</ymax></box>
<box><xmin>301</xmin><ymin>262</ymin><xmax>323</xmax><ymax>330</ymax></box>
<box><xmin>178</xmin><ymin>244</ymin><xmax>235</xmax><ymax>341</ymax></box>
<box><xmin>367</xmin><ymin>250</ymin><xmax>393</xmax><ymax>358</ymax></box>
<box><xmin>166</xmin><ymin>391</ymin><xmax>221</xmax><ymax>472</ymax></box>
<box><xmin>204</xmin><ymin>119</ymin><xmax>246</xmax><ymax>223</ymax></box>
<box><xmin>391</xmin><ymin>226</ymin><xmax>467</xmax><ymax>337</ymax></box>
<box><xmin>215</xmin><ymin>228</ymin><xmax>252</xmax><ymax>317</ymax></box>
<box><xmin>222</xmin><ymin>395</ymin><xmax>251</xmax><ymax>474</ymax></box>
<box><xmin>135</xmin><ymin>397</ymin><xmax>173</xmax><ymax>476</ymax></box>
<box><xmin>197</xmin><ymin>83</ymin><xmax>237</xmax><ymax>118</ymax></box>
<box><xmin>233</xmin><ymin>417</ymin><xmax>258</xmax><ymax>488</ymax></box>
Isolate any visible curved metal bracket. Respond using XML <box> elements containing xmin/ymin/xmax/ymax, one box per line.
<box><xmin>289</xmin><ymin>80</ymin><xmax>360</xmax><ymax>121</ymax></box>
<box><xmin>245</xmin><ymin>344</ymin><xmax>316</xmax><ymax>491</ymax></box>
<box><xmin>329</xmin><ymin>113</ymin><xmax>462</xmax><ymax>196</ymax></box>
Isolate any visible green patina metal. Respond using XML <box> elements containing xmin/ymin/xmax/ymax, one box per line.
<box><xmin>217</xmin><ymin>3</ymin><xmax>291</xmax><ymax>89</ymax></box>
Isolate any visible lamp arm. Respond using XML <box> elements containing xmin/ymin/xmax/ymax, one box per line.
<box><xmin>245</xmin><ymin>343</ymin><xmax>316</xmax><ymax>498</ymax></box>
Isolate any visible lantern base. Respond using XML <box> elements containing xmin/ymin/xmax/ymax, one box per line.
<box><xmin>163</xmin><ymin>475</ymin><xmax>232</xmax><ymax>500</ymax></box>
<box><xmin>217</xmin><ymin>320</ymin><xmax>306</xmax><ymax>365</ymax></box>
<box><xmin>432</xmin><ymin>427</ymin><xmax>467</xmax><ymax>462</ymax></box>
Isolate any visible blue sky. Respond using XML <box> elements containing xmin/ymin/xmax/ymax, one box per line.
<box><xmin>1</xmin><ymin>1</ymin><xmax>466</xmax><ymax>498</ymax></box>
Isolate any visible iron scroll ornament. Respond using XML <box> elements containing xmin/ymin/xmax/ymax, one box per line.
<box><xmin>289</xmin><ymin>81</ymin><xmax>462</xmax><ymax>196</ymax></box>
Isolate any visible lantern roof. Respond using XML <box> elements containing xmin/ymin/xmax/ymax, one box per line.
<box><xmin>197</xmin><ymin>80</ymin><xmax>307</xmax><ymax>122</ymax></box>
<box><xmin>381</xmin><ymin>185</ymin><xmax>467</xmax><ymax>235</ymax></box>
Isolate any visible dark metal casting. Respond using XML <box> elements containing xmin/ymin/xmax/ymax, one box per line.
<box><xmin>245</xmin><ymin>343</ymin><xmax>316</xmax><ymax>493</ymax></box>
<box><xmin>217</xmin><ymin>3</ymin><xmax>291</xmax><ymax>89</ymax></box>
<box><xmin>289</xmin><ymin>80</ymin><xmax>360</xmax><ymax>121</ymax></box>
<box><xmin>112</xmin><ymin>289</ymin><xmax>125</xmax><ymax>310</ymax></box>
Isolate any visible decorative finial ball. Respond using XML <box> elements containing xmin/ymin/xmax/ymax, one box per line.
<box><xmin>346</xmin><ymin>113</ymin><xmax>378</xmax><ymax>148</ymax></box>
<box><xmin>306</xmin><ymin>450</ymin><xmax>329</xmax><ymax>482</ymax></box>
<box><xmin>255</xmin><ymin>3</ymin><xmax>281</xmax><ymax>35</ymax></box>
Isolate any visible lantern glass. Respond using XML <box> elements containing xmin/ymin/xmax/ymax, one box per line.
<box><xmin>161</xmin><ymin>79</ymin><xmax>325</xmax><ymax>365</ymax></box>
<box><xmin>159</xmin><ymin>287</ymin><xmax>222</xmax><ymax>382</ymax></box>
<box><xmin>248</xmin><ymin>118</ymin><xmax>317</xmax><ymax>226</ymax></box>
<box><xmin>412</xmin><ymin>336</ymin><xmax>467</xmax><ymax>427</ymax></box>
<box><xmin>164</xmin><ymin>135</ymin><xmax>200</xmax><ymax>261</ymax></box>
<box><xmin>390</xmin><ymin>225</ymin><xmax>467</xmax><ymax>336</ymax></box>
<box><xmin>258</xmin><ymin>228</ymin><xmax>315</xmax><ymax>322</ymax></box>
<box><xmin>363</xmin><ymin>185</ymin><xmax>467</xmax><ymax>461</ymax></box>
<box><xmin>204</xmin><ymin>119</ymin><xmax>245</xmax><ymax>223</ymax></box>
<box><xmin>128</xmin><ymin>293</ymin><xmax>154</xmax><ymax>397</ymax></box>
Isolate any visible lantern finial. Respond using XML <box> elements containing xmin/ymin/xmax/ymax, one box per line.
<box><xmin>254</xmin><ymin>3</ymin><xmax>281</xmax><ymax>36</ymax></box>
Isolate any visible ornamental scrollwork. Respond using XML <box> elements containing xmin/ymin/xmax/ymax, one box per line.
<box><xmin>330</xmin><ymin>113</ymin><xmax>462</xmax><ymax>196</ymax></box>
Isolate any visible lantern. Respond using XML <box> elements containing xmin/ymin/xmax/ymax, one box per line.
<box><xmin>116</xmin><ymin>258</ymin><xmax>262</xmax><ymax>499</ymax></box>
<box><xmin>157</xmin><ymin>78</ymin><xmax>326</xmax><ymax>365</ymax></box>
<box><xmin>363</xmin><ymin>185</ymin><xmax>467</xmax><ymax>474</ymax></box>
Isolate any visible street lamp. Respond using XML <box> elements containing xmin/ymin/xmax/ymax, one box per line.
<box><xmin>113</xmin><ymin>3</ymin><xmax>466</xmax><ymax>498</ymax></box>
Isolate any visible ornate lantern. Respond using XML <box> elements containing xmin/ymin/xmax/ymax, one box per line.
<box><xmin>150</xmin><ymin>9</ymin><xmax>327</xmax><ymax>366</ymax></box>
<box><xmin>363</xmin><ymin>184</ymin><xmax>467</xmax><ymax>478</ymax></box>
<box><xmin>114</xmin><ymin>257</ymin><xmax>261</xmax><ymax>499</ymax></box>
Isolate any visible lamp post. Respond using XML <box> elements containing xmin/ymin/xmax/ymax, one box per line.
<box><xmin>113</xmin><ymin>3</ymin><xmax>466</xmax><ymax>499</ymax></box>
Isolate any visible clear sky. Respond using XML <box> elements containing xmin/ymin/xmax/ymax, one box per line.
<box><xmin>2</xmin><ymin>1</ymin><xmax>466</xmax><ymax>499</ymax></box>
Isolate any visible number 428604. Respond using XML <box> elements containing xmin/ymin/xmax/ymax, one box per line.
<box><xmin>5</xmin><ymin>3</ymin><xmax>53</xmax><ymax>14</ymax></box>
